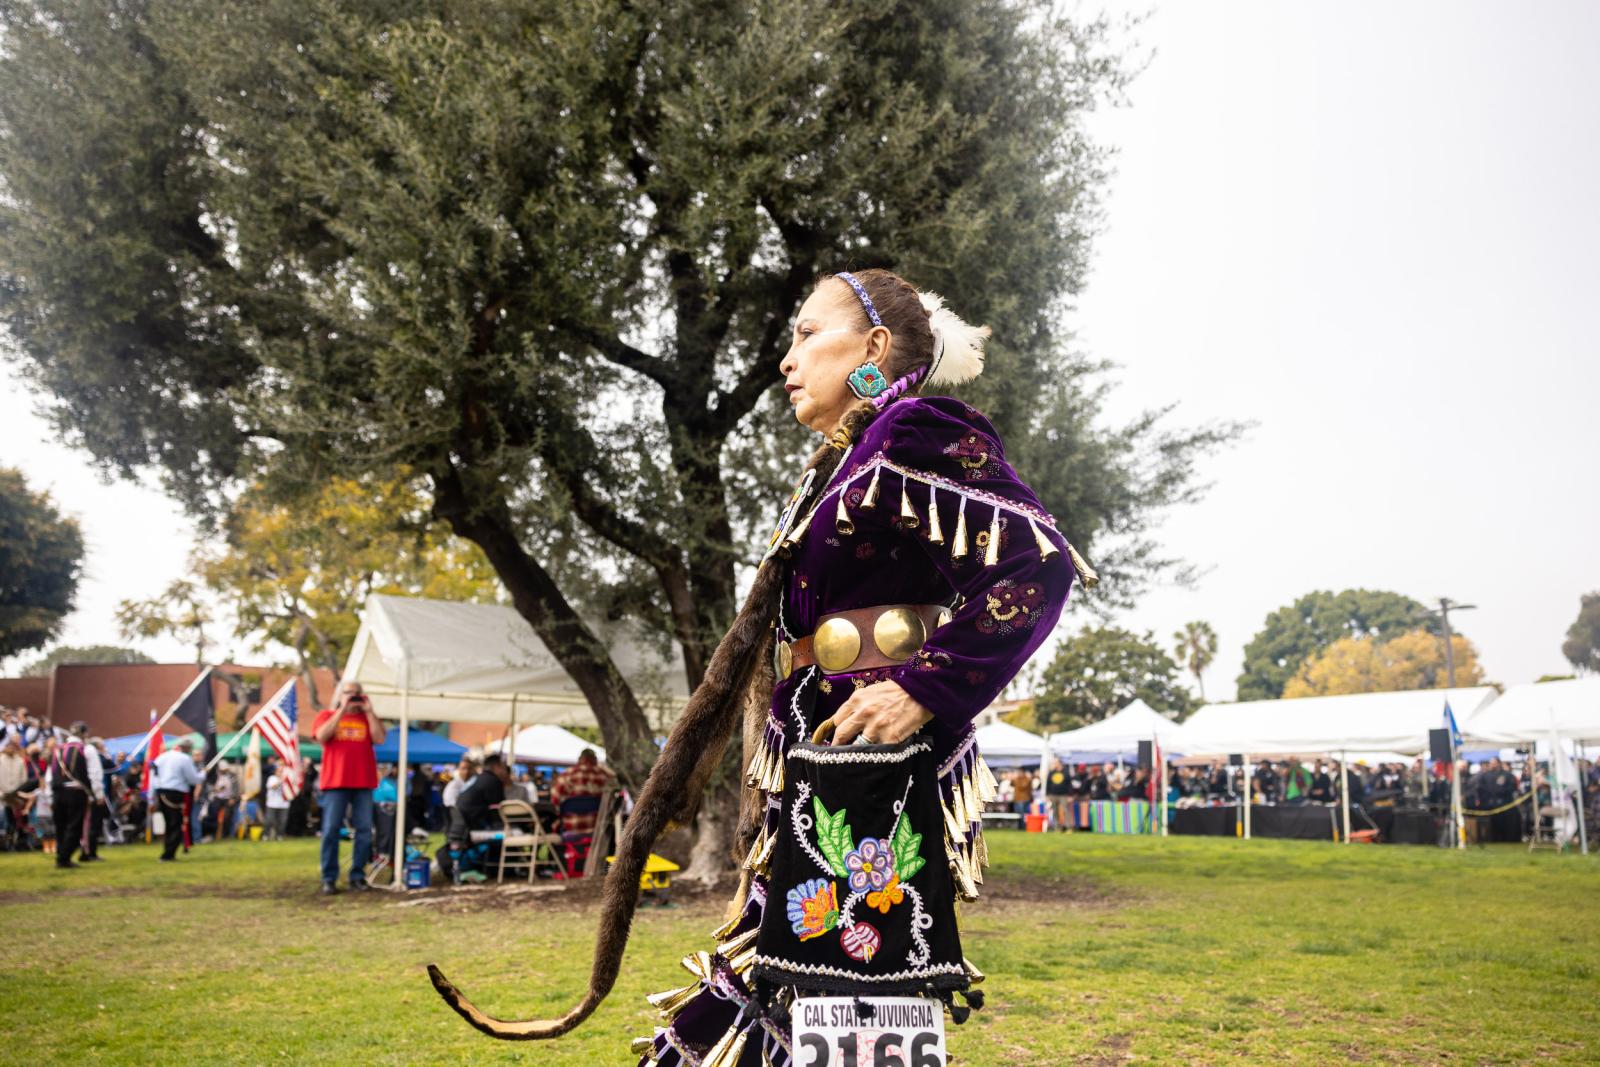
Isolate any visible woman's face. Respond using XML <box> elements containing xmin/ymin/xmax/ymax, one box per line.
<box><xmin>779</xmin><ymin>279</ymin><xmax>892</xmax><ymax>434</ymax></box>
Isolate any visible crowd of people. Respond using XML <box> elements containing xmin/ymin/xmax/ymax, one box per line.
<box><xmin>0</xmin><ymin>689</ymin><xmax>618</xmax><ymax>889</ymax></box>
<box><xmin>1001</xmin><ymin>753</ymin><xmax>1600</xmax><ymax>840</ymax></box>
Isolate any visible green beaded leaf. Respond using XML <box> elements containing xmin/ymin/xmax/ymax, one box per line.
<box><xmin>811</xmin><ymin>796</ymin><xmax>854</xmax><ymax>879</ymax></box>
<box><xmin>892</xmin><ymin>814</ymin><xmax>925</xmax><ymax>882</ymax></box>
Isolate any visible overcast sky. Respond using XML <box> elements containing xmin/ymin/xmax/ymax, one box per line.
<box><xmin>3</xmin><ymin>1</ymin><xmax>1596</xmax><ymax>697</ymax></box>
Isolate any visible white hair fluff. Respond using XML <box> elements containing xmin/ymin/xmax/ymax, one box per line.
<box><xmin>918</xmin><ymin>290</ymin><xmax>990</xmax><ymax>388</ymax></box>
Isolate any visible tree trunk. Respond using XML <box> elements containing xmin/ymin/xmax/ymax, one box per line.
<box><xmin>433</xmin><ymin>471</ymin><xmax>658</xmax><ymax>789</ymax></box>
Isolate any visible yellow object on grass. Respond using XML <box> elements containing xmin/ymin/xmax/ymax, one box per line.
<box><xmin>607</xmin><ymin>853</ymin><xmax>681</xmax><ymax>891</ymax></box>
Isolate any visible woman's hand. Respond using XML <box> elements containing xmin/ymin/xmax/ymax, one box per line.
<box><xmin>826</xmin><ymin>680</ymin><xmax>934</xmax><ymax>745</ymax></box>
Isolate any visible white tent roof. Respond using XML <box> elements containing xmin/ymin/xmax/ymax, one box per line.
<box><xmin>493</xmin><ymin>724</ymin><xmax>606</xmax><ymax>766</ymax></box>
<box><xmin>1047</xmin><ymin>699</ymin><xmax>1189</xmax><ymax>754</ymax></box>
<box><xmin>341</xmin><ymin>594</ymin><xmax>688</xmax><ymax>727</ymax></box>
<box><xmin>1464</xmin><ymin>678</ymin><xmax>1600</xmax><ymax>745</ymax></box>
<box><xmin>974</xmin><ymin>720</ymin><xmax>1052</xmax><ymax>764</ymax></box>
<box><xmin>1179</xmin><ymin>686</ymin><xmax>1499</xmax><ymax>757</ymax></box>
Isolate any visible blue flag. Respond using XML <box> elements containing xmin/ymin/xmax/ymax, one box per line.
<box><xmin>1443</xmin><ymin>701</ymin><xmax>1462</xmax><ymax>751</ymax></box>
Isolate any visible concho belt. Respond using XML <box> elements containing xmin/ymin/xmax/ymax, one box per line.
<box><xmin>777</xmin><ymin>603</ymin><xmax>951</xmax><ymax>679</ymax></box>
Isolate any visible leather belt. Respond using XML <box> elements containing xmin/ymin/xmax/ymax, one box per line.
<box><xmin>777</xmin><ymin>603</ymin><xmax>952</xmax><ymax>679</ymax></box>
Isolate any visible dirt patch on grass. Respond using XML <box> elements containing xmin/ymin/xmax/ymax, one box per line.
<box><xmin>980</xmin><ymin>869</ymin><xmax>1120</xmax><ymax>911</ymax></box>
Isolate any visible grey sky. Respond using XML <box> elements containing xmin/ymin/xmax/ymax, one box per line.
<box><xmin>1085</xmin><ymin>1</ymin><xmax>1599</xmax><ymax>697</ymax></box>
<box><xmin>3</xmin><ymin>1</ymin><xmax>1597</xmax><ymax>698</ymax></box>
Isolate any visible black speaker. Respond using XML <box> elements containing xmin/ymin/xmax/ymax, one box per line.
<box><xmin>1137</xmin><ymin>740</ymin><xmax>1153</xmax><ymax>770</ymax></box>
<box><xmin>1428</xmin><ymin>728</ymin><xmax>1452</xmax><ymax>763</ymax></box>
<box><xmin>1228</xmin><ymin>753</ymin><xmax>1243</xmax><ymax>767</ymax></box>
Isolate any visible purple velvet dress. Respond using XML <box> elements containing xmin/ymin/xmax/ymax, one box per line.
<box><xmin>637</xmin><ymin>397</ymin><xmax>1089</xmax><ymax>1067</ymax></box>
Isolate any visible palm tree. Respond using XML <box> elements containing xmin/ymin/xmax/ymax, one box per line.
<box><xmin>1173</xmin><ymin>620</ymin><xmax>1218</xmax><ymax>702</ymax></box>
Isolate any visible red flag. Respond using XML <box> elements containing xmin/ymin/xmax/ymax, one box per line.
<box><xmin>141</xmin><ymin>710</ymin><xmax>164</xmax><ymax>795</ymax></box>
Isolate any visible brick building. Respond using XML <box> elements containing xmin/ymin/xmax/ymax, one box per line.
<box><xmin>0</xmin><ymin>663</ymin><xmax>338</xmax><ymax>740</ymax></box>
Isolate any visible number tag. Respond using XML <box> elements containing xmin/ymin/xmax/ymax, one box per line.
<box><xmin>792</xmin><ymin>996</ymin><xmax>946</xmax><ymax>1067</ymax></box>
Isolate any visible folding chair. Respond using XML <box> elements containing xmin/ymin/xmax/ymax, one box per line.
<box><xmin>496</xmin><ymin>799</ymin><xmax>564</xmax><ymax>884</ymax></box>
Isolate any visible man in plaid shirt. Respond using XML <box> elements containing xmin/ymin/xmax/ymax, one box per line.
<box><xmin>549</xmin><ymin>749</ymin><xmax>612</xmax><ymax>835</ymax></box>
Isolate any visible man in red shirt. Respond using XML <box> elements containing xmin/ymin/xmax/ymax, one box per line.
<box><xmin>312</xmin><ymin>682</ymin><xmax>386</xmax><ymax>895</ymax></box>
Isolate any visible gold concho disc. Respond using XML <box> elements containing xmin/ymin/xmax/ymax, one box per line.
<box><xmin>813</xmin><ymin>617</ymin><xmax>862</xmax><ymax>673</ymax></box>
<box><xmin>873</xmin><ymin>606</ymin><xmax>927</xmax><ymax>662</ymax></box>
<box><xmin>775</xmin><ymin>640</ymin><xmax>794</xmax><ymax>681</ymax></box>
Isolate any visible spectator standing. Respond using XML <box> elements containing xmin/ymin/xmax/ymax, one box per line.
<box><xmin>151</xmin><ymin>739</ymin><xmax>205</xmax><ymax>862</ymax></box>
<box><xmin>1308</xmin><ymin>761</ymin><xmax>1334</xmax><ymax>803</ymax></box>
<box><xmin>1</xmin><ymin>737</ymin><xmax>36</xmax><ymax>849</ymax></box>
<box><xmin>1008</xmin><ymin>767</ymin><xmax>1034</xmax><ymax>818</ymax></box>
<box><xmin>1044</xmin><ymin>759</ymin><xmax>1071</xmax><ymax>831</ymax></box>
<box><xmin>209</xmin><ymin>765</ymin><xmax>238</xmax><ymax>841</ymax></box>
<box><xmin>263</xmin><ymin>763</ymin><xmax>292</xmax><ymax>841</ymax></box>
<box><xmin>550</xmin><ymin>749</ymin><xmax>614</xmax><ymax>835</ymax></box>
<box><xmin>46</xmin><ymin>722</ymin><xmax>103</xmax><ymax>869</ymax></box>
<box><xmin>311</xmin><ymin>682</ymin><xmax>385</xmax><ymax>895</ymax></box>
<box><xmin>373</xmin><ymin>766</ymin><xmax>399</xmax><ymax>863</ymax></box>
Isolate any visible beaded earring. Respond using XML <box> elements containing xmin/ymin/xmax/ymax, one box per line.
<box><xmin>845</xmin><ymin>362</ymin><xmax>889</xmax><ymax>400</ymax></box>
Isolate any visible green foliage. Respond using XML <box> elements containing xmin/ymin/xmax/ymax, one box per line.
<box><xmin>811</xmin><ymin>795</ymin><xmax>854</xmax><ymax>880</ymax></box>
<box><xmin>891</xmin><ymin>813</ymin><xmax>925</xmax><ymax>882</ymax></box>
<box><xmin>1172</xmin><ymin>619</ymin><xmax>1218</xmax><ymax>700</ymax></box>
<box><xmin>1561</xmin><ymin>592</ymin><xmax>1600</xmax><ymax>674</ymax></box>
<box><xmin>198</xmin><ymin>474</ymin><xmax>502</xmax><ymax>693</ymax></box>
<box><xmin>0</xmin><ymin>1</ymin><xmax>1239</xmax><ymax>787</ymax></box>
<box><xmin>115</xmin><ymin>579</ymin><xmax>214</xmax><ymax>665</ymax></box>
<box><xmin>0</xmin><ymin>467</ymin><xmax>84</xmax><ymax>659</ymax></box>
<box><xmin>1034</xmin><ymin>625</ymin><xmax>1193</xmax><ymax>729</ymax></box>
<box><xmin>1236</xmin><ymin>589</ymin><xmax>1431</xmax><ymax>701</ymax></box>
<box><xmin>20</xmin><ymin>644</ymin><xmax>154</xmax><ymax>676</ymax></box>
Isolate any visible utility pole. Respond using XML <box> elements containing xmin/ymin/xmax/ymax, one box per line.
<box><xmin>1429</xmin><ymin>598</ymin><xmax>1477</xmax><ymax>687</ymax></box>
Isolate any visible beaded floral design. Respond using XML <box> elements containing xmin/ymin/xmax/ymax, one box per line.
<box><xmin>844</xmin><ymin>837</ymin><xmax>895</xmax><ymax>893</ymax></box>
<box><xmin>975</xmin><ymin>578</ymin><xmax>1046</xmax><ymax>636</ymax></box>
<box><xmin>943</xmin><ymin>431</ymin><xmax>1001</xmax><ymax>481</ymax></box>
<box><xmin>786</xmin><ymin>878</ymin><xmax>840</xmax><ymax>941</ymax></box>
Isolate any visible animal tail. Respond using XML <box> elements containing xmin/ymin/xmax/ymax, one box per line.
<box><xmin>427</xmin><ymin>559</ymin><xmax>784</xmax><ymax>1040</ymax></box>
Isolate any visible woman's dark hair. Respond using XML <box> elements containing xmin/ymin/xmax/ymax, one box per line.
<box><xmin>427</xmin><ymin>268</ymin><xmax>940</xmax><ymax>1040</ymax></box>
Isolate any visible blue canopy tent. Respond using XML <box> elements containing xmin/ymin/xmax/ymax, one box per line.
<box><xmin>372</xmin><ymin>727</ymin><xmax>466</xmax><ymax>765</ymax></box>
<box><xmin>104</xmin><ymin>732</ymin><xmax>184</xmax><ymax>758</ymax></box>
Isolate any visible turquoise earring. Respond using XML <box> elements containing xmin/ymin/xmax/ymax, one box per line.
<box><xmin>846</xmin><ymin>362</ymin><xmax>888</xmax><ymax>400</ymax></box>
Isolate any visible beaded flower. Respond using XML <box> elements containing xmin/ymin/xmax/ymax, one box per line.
<box><xmin>844</xmin><ymin>838</ymin><xmax>895</xmax><ymax>893</ymax></box>
<box><xmin>786</xmin><ymin>878</ymin><xmax>839</xmax><ymax>942</ymax></box>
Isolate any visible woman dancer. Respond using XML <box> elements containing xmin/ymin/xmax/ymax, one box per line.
<box><xmin>430</xmin><ymin>268</ymin><xmax>1095</xmax><ymax>1065</ymax></box>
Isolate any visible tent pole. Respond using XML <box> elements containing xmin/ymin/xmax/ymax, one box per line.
<box><xmin>1158</xmin><ymin>738</ymin><xmax>1168</xmax><ymax>838</ymax></box>
<box><xmin>509</xmin><ymin>694</ymin><xmax>519</xmax><ymax>779</ymax></box>
<box><xmin>392</xmin><ymin>664</ymin><xmax>411</xmax><ymax>891</ymax></box>
<box><xmin>1577</xmin><ymin>741</ymin><xmax>1589</xmax><ymax>856</ymax></box>
<box><xmin>1340</xmin><ymin>751</ymin><xmax>1351</xmax><ymax>845</ymax></box>
<box><xmin>1243</xmin><ymin>755</ymin><xmax>1252</xmax><ymax>840</ymax></box>
<box><xmin>1450</xmin><ymin>741</ymin><xmax>1465</xmax><ymax>850</ymax></box>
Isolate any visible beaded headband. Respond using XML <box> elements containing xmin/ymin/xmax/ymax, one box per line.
<box><xmin>834</xmin><ymin>271</ymin><xmax>883</xmax><ymax>327</ymax></box>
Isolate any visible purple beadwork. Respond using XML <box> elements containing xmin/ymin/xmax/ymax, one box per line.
<box><xmin>870</xmin><ymin>364</ymin><xmax>927</xmax><ymax>411</ymax></box>
<box><xmin>835</xmin><ymin>271</ymin><xmax>883</xmax><ymax>326</ymax></box>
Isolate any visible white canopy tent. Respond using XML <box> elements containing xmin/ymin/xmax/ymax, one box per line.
<box><xmin>493</xmin><ymin>723</ymin><xmax>606</xmax><ymax>767</ymax></box>
<box><xmin>340</xmin><ymin>594</ymin><xmax>688</xmax><ymax>883</ymax></box>
<box><xmin>1177</xmin><ymin>686</ymin><xmax>1499</xmax><ymax>845</ymax></box>
<box><xmin>1178</xmin><ymin>686</ymin><xmax>1499</xmax><ymax>757</ymax></box>
<box><xmin>1047</xmin><ymin>699</ymin><xmax>1190</xmax><ymax>757</ymax></box>
<box><xmin>1464</xmin><ymin>677</ymin><xmax>1600</xmax><ymax>745</ymax></box>
<box><xmin>973</xmin><ymin>720</ymin><xmax>1053</xmax><ymax>768</ymax></box>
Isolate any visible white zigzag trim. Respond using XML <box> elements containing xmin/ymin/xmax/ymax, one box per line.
<box><xmin>788</xmin><ymin>740</ymin><xmax>931</xmax><ymax>765</ymax></box>
<box><xmin>750</xmin><ymin>956</ymin><xmax>966</xmax><ymax>983</ymax></box>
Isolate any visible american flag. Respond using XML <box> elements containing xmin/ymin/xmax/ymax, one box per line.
<box><xmin>254</xmin><ymin>679</ymin><xmax>303</xmax><ymax>801</ymax></box>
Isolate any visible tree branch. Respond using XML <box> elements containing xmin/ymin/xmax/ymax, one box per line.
<box><xmin>554</xmin><ymin>318</ymin><xmax>674</xmax><ymax>390</ymax></box>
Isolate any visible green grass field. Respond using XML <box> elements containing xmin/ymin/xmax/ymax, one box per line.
<box><xmin>2</xmin><ymin>832</ymin><xmax>1595</xmax><ymax>1065</ymax></box>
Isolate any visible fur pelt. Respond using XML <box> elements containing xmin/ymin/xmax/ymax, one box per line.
<box><xmin>428</xmin><ymin>560</ymin><xmax>784</xmax><ymax>1039</ymax></box>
